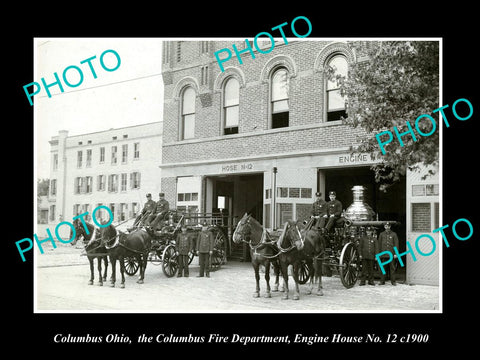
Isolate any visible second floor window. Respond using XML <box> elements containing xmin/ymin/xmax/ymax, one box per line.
<box><xmin>74</xmin><ymin>177</ymin><xmax>83</xmax><ymax>194</ymax></box>
<box><xmin>121</xmin><ymin>173</ymin><xmax>128</xmax><ymax>191</ymax></box>
<box><xmin>223</xmin><ymin>77</ymin><xmax>239</xmax><ymax>135</ymax></box>
<box><xmin>130</xmin><ymin>172</ymin><xmax>141</xmax><ymax>189</ymax></box>
<box><xmin>108</xmin><ymin>174</ymin><xmax>118</xmax><ymax>192</ymax></box>
<box><xmin>53</xmin><ymin>154</ymin><xmax>58</xmax><ymax>171</ymax></box>
<box><xmin>50</xmin><ymin>179</ymin><xmax>57</xmax><ymax>196</ymax></box>
<box><xmin>134</xmin><ymin>143</ymin><xmax>140</xmax><ymax>159</ymax></box>
<box><xmin>85</xmin><ymin>176</ymin><xmax>93</xmax><ymax>193</ymax></box>
<box><xmin>122</xmin><ymin>144</ymin><xmax>128</xmax><ymax>164</ymax></box>
<box><xmin>181</xmin><ymin>87</ymin><xmax>196</xmax><ymax>140</ymax></box>
<box><xmin>86</xmin><ymin>149</ymin><xmax>92</xmax><ymax>167</ymax></box>
<box><xmin>326</xmin><ymin>54</ymin><xmax>348</xmax><ymax>121</ymax></box>
<box><xmin>271</xmin><ymin>68</ymin><xmax>289</xmax><ymax>129</ymax></box>
<box><xmin>97</xmin><ymin>175</ymin><xmax>106</xmax><ymax>191</ymax></box>
<box><xmin>100</xmin><ymin>147</ymin><xmax>105</xmax><ymax>163</ymax></box>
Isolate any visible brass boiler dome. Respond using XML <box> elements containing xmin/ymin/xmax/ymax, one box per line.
<box><xmin>344</xmin><ymin>185</ymin><xmax>376</xmax><ymax>221</ymax></box>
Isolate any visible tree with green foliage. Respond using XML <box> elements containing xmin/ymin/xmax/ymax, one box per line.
<box><xmin>37</xmin><ymin>178</ymin><xmax>49</xmax><ymax>198</ymax></box>
<box><xmin>331</xmin><ymin>41</ymin><xmax>440</xmax><ymax>190</ymax></box>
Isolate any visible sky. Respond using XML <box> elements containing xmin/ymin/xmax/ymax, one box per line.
<box><xmin>34</xmin><ymin>38</ymin><xmax>164</xmax><ymax>179</ymax></box>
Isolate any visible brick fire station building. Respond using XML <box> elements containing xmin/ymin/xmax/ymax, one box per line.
<box><xmin>159</xmin><ymin>39</ymin><xmax>440</xmax><ymax>285</ymax></box>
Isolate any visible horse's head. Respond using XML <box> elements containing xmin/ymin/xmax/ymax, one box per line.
<box><xmin>98</xmin><ymin>223</ymin><xmax>117</xmax><ymax>248</ymax></box>
<box><xmin>233</xmin><ymin>213</ymin><xmax>251</xmax><ymax>244</ymax></box>
<box><xmin>71</xmin><ymin>219</ymin><xmax>83</xmax><ymax>242</ymax></box>
<box><xmin>278</xmin><ymin>220</ymin><xmax>304</xmax><ymax>251</ymax></box>
<box><xmin>72</xmin><ymin>218</ymin><xmax>97</xmax><ymax>245</ymax></box>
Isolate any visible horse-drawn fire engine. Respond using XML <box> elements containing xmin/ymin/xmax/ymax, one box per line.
<box><xmin>122</xmin><ymin>211</ymin><xmax>229</xmax><ymax>278</ymax></box>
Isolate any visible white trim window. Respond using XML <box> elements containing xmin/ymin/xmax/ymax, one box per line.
<box><xmin>223</xmin><ymin>77</ymin><xmax>239</xmax><ymax>135</ymax></box>
<box><xmin>271</xmin><ymin>68</ymin><xmax>289</xmax><ymax>129</ymax></box>
<box><xmin>326</xmin><ymin>54</ymin><xmax>348</xmax><ymax>121</ymax></box>
<box><xmin>181</xmin><ymin>87</ymin><xmax>196</xmax><ymax>140</ymax></box>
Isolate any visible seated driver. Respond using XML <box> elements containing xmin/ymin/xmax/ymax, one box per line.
<box><xmin>311</xmin><ymin>192</ymin><xmax>327</xmax><ymax>230</ymax></box>
<box><xmin>148</xmin><ymin>193</ymin><xmax>170</xmax><ymax>230</ymax></box>
<box><xmin>325</xmin><ymin>191</ymin><xmax>342</xmax><ymax>233</ymax></box>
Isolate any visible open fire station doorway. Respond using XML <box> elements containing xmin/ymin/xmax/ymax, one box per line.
<box><xmin>204</xmin><ymin>173</ymin><xmax>264</xmax><ymax>261</ymax></box>
<box><xmin>321</xmin><ymin>166</ymin><xmax>407</xmax><ymax>279</ymax></box>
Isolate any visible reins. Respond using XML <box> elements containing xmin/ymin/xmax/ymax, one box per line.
<box><xmin>234</xmin><ymin>217</ymin><xmax>299</xmax><ymax>259</ymax></box>
<box><xmin>103</xmin><ymin>230</ymin><xmax>149</xmax><ymax>255</ymax></box>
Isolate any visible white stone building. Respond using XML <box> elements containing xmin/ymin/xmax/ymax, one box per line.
<box><xmin>45</xmin><ymin>122</ymin><xmax>162</xmax><ymax>237</ymax></box>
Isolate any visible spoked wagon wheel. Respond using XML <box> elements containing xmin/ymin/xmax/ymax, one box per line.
<box><xmin>210</xmin><ymin>227</ymin><xmax>227</xmax><ymax>271</ymax></box>
<box><xmin>297</xmin><ymin>261</ymin><xmax>310</xmax><ymax>284</ymax></box>
<box><xmin>124</xmin><ymin>256</ymin><xmax>139</xmax><ymax>276</ymax></box>
<box><xmin>339</xmin><ymin>242</ymin><xmax>361</xmax><ymax>288</ymax></box>
<box><xmin>162</xmin><ymin>244</ymin><xmax>178</xmax><ymax>277</ymax></box>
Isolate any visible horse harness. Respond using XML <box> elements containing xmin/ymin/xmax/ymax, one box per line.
<box><xmin>103</xmin><ymin>231</ymin><xmax>149</xmax><ymax>255</ymax></box>
<box><xmin>236</xmin><ymin>224</ymin><xmax>299</xmax><ymax>259</ymax></box>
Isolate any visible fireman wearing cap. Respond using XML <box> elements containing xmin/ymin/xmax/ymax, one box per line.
<box><xmin>133</xmin><ymin>193</ymin><xmax>156</xmax><ymax>227</ymax></box>
<box><xmin>378</xmin><ymin>222</ymin><xmax>399</xmax><ymax>285</ymax></box>
<box><xmin>176</xmin><ymin>224</ymin><xmax>193</xmax><ymax>277</ymax></box>
<box><xmin>149</xmin><ymin>193</ymin><xmax>170</xmax><ymax>230</ymax></box>
<box><xmin>196</xmin><ymin>221</ymin><xmax>214</xmax><ymax>278</ymax></box>
<box><xmin>359</xmin><ymin>227</ymin><xmax>379</xmax><ymax>285</ymax></box>
<box><xmin>311</xmin><ymin>192</ymin><xmax>328</xmax><ymax>229</ymax></box>
<box><xmin>325</xmin><ymin>191</ymin><xmax>342</xmax><ymax>232</ymax></box>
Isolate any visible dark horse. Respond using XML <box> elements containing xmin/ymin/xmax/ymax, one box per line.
<box><xmin>232</xmin><ymin>213</ymin><xmax>281</xmax><ymax>298</ymax></box>
<box><xmin>278</xmin><ymin>220</ymin><xmax>325</xmax><ymax>300</ymax></box>
<box><xmin>99</xmin><ymin>223</ymin><xmax>152</xmax><ymax>288</ymax></box>
<box><xmin>73</xmin><ymin>219</ymin><xmax>108</xmax><ymax>286</ymax></box>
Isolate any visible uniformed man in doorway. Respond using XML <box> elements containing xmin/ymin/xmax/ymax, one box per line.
<box><xmin>311</xmin><ymin>192</ymin><xmax>328</xmax><ymax>229</ymax></box>
<box><xmin>378</xmin><ymin>222</ymin><xmax>399</xmax><ymax>285</ymax></box>
<box><xmin>148</xmin><ymin>193</ymin><xmax>170</xmax><ymax>230</ymax></box>
<box><xmin>325</xmin><ymin>191</ymin><xmax>342</xmax><ymax>233</ymax></box>
<box><xmin>196</xmin><ymin>221</ymin><xmax>214</xmax><ymax>278</ymax></box>
<box><xmin>133</xmin><ymin>193</ymin><xmax>156</xmax><ymax>227</ymax></box>
<box><xmin>359</xmin><ymin>227</ymin><xmax>379</xmax><ymax>285</ymax></box>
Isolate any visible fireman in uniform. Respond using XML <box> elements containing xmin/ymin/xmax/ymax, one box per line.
<box><xmin>148</xmin><ymin>193</ymin><xmax>170</xmax><ymax>230</ymax></box>
<box><xmin>176</xmin><ymin>224</ymin><xmax>193</xmax><ymax>277</ymax></box>
<box><xmin>325</xmin><ymin>191</ymin><xmax>343</xmax><ymax>233</ymax></box>
<box><xmin>133</xmin><ymin>193</ymin><xmax>156</xmax><ymax>227</ymax></box>
<box><xmin>359</xmin><ymin>227</ymin><xmax>379</xmax><ymax>285</ymax></box>
<box><xmin>311</xmin><ymin>192</ymin><xmax>328</xmax><ymax>230</ymax></box>
<box><xmin>378</xmin><ymin>222</ymin><xmax>399</xmax><ymax>285</ymax></box>
<box><xmin>196</xmin><ymin>221</ymin><xmax>215</xmax><ymax>278</ymax></box>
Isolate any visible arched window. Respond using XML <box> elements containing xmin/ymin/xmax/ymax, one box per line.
<box><xmin>181</xmin><ymin>87</ymin><xmax>195</xmax><ymax>140</ymax></box>
<box><xmin>326</xmin><ymin>54</ymin><xmax>348</xmax><ymax>121</ymax></box>
<box><xmin>223</xmin><ymin>77</ymin><xmax>239</xmax><ymax>135</ymax></box>
<box><xmin>271</xmin><ymin>68</ymin><xmax>289</xmax><ymax>129</ymax></box>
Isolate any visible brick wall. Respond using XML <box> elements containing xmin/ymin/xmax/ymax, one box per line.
<box><xmin>161</xmin><ymin>176</ymin><xmax>177</xmax><ymax>209</ymax></box>
<box><xmin>161</xmin><ymin>40</ymin><xmax>368</xmax><ymax>164</ymax></box>
<box><xmin>163</xmin><ymin>124</ymin><xmax>364</xmax><ymax>163</ymax></box>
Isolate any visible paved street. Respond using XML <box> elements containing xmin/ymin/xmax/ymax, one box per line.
<box><xmin>35</xmin><ymin>244</ymin><xmax>439</xmax><ymax>312</ymax></box>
